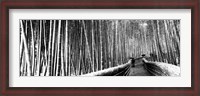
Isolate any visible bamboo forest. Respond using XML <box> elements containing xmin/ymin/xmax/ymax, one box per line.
<box><xmin>20</xmin><ymin>20</ymin><xmax>180</xmax><ymax>76</ymax></box>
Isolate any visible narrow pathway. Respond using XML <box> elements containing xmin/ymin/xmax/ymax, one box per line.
<box><xmin>129</xmin><ymin>64</ymin><xmax>152</xmax><ymax>76</ymax></box>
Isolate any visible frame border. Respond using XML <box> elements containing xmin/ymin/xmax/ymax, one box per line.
<box><xmin>1</xmin><ymin>0</ymin><xmax>199</xmax><ymax>96</ymax></box>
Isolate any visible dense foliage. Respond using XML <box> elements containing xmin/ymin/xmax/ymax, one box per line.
<box><xmin>20</xmin><ymin>20</ymin><xmax>180</xmax><ymax>76</ymax></box>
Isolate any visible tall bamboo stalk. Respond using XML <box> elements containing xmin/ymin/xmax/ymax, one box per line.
<box><xmin>20</xmin><ymin>20</ymin><xmax>31</xmax><ymax>76</ymax></box>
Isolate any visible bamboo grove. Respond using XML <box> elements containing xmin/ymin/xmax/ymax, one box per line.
<box><xmin>19</xmin><ymin>20</ymin><xmax>180</xmax><ymax>76</ymax></box>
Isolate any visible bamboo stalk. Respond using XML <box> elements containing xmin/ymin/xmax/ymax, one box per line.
<box><xmin>41</xmin><ymin>20</ymin><xmax>48</xmax><ymax>76</ymax></box>
<box><xmin>60</xmin><ymin>21</ymin><xmax>65</xmax><ymax>76</ymax></box>
<box><xmin>44</xmin><ymin>20</ymin><xmax>52</xmax><ymax>76</ymax></box>
<box><xmin>91</xmin><ymin>20</ymin><xmax>95</xmax><ymax>72</ymax></box>
<box><xmin>64</xmin><ymin>20</ymin><xmax>68</xmax><ymax>76</ymax></box>
<box><xmin>19</xmin><ymin>23</ymin><xmax>25</xmax><ymax>76</ymax></box>
<box><xmin>37</xmin><ymin>20</ymin><xmax>42</xmax><ymax>76</ymax></box>
<box><xmin>20</xmin><ymin>20</ymin><xmax>31</xmax><ymax>76</ymax></box>
<box><xmin>82</xmin><ymin>20</ymin><xmax>93</xmax><ymax>72</ymax></box>
<box><xmin>56</xmin><ymin>20</ymin><xmax>61</xmax><ymax>76</ymax></box>
<box><xmin>51</xmin><ymin>20</ymin><xmax>56</xmax><ymax>76</ymax></box>
<box><xmin>30</xmin><ymin>20</ymin><xmax>35</xmax><ymax>76</ymax></box>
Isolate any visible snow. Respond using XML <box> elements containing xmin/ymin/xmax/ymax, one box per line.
<box><xmin>147</xmin><ymin>61</ymin><xmax>180</xmax><ymax>76</ymax></box>
<box><xmin>81</xmin><ymin>63</ymin><xmax>130</xmax><ymax>76</ymax></box>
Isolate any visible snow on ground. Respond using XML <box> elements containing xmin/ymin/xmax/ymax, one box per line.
<box><xmin>148</xmin><ymin>61</ymin><xmax>180</xmax><ymax>76</ymax></box>
<box><xmin>81</xmin><ymin>63</ymin><xmax>130</xmax><ymax>76</ymax></box>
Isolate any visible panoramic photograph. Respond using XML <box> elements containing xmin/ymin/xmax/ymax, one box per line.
<box><xmin>19</xmin><ymin>20</ymin><xmax>180</xmax><ymax>76</ymax></box>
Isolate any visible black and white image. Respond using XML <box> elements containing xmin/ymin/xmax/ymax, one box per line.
<box><xmin>19</xmin><ymin>20</ymin><xmax>180</xmax><ymax>76</ymax></box>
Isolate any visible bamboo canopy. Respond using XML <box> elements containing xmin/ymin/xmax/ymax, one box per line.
<box><xmin>19</xmin><ymin>20</ymin><xmax>180</xmax><ymax>76</ymax></box>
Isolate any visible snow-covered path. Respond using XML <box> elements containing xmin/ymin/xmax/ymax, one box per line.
<box><xmin>129</xmin><ymin>64</ymin><xmax>152</xmax><ymax>76</ymax></box>
<box><xmin>81</xmin><ymin>60</ymin><xmax>180</xmax><ymax>76</ymax></box>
